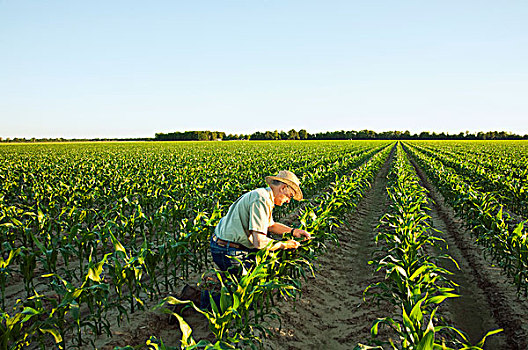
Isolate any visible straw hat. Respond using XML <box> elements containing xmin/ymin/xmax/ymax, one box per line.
<box><xmin>265</xmin><ymin>170</ymin><xmax>303</xmax><ymax>201</ymax></box>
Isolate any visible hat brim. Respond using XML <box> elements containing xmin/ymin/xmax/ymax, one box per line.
<box><xmin>265</xmin><ymin>176</ymin><xmax>303</xmax><ymax>201</ymax></box>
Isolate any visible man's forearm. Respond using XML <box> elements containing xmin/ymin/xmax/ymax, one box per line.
<box><xmin>267</xmin><ymin>223</ymin><xmax>293</xmax><ymax>235</ymax></box>
<box><xmin>250</xmin><ymin>230</ymin><xmax>299</xmax><ymax>250</ymax></box>
<box><xmin>250</xmin><ymin>230</ymin><xmax>274</xmax><ymax>249</ymax></box>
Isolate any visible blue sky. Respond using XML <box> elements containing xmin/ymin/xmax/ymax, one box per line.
<box><xmin>1</xmin><ymin>1</ymin><xmax>527</xmax><ymax>138</ymax></box>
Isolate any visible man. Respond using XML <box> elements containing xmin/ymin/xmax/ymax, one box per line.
<box><xmin>210</xmin><ymin>170</ymin><xmax>312</xmax><ymax>274</ymax></box>
<box><xmin>170</xmin><ymin>170</ymin><xmax>312</xmax><ymax>319</ymax></box>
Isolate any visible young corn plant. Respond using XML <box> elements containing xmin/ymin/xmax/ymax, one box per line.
<box><xmin>0</xmin><ymin>291</ymin><xmax>64</xmax><ymax>350</ymax></box>
<box><xmin>108</xmin><ymin>230</ymin><xmax>146</xmax><ymax>314</ymax></box>
<box><xmin>157</xmin><ymin>249</ymin><xmax>290</xmax><ymax>349</ymax></box>
<box><xmin>0</xmin><ymin>247</ymin><xmax>20</xmax><ymax>310</ymax></box>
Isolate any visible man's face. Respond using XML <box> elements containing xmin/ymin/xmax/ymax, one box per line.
<box><xmin>274</xmin><ymin>184</ymin><xmax>295</xmax><ymax>206</ymax></box>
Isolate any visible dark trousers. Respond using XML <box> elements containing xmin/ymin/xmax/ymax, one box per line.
<box><xmin>200</xmin><ymin>235</ymin><xmax>258</xmax><ymax>310</ymax></box>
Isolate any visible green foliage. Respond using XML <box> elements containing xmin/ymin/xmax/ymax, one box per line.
<box><xmin>364</xmin><ymin>142</ymin><xmax>501</xmax><ymax>349</ymax></box>
<box><xmin>0</xmin><ymin>141</ymin><xmax>391</xmax><ymax>348</ymax></box>
<box><xmin>406</xmin><ymin>141</ymin><xmax>528</xmax><ymax>296</ymax></box>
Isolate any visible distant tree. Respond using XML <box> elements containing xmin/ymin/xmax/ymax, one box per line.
<box><xmin>345</xmin><ymin>130</ymin><xmax>357</xmax><ymax>139</ymax></box>
<box><xmin>298</xmin><ymin>129</ymin><xmax>308</xmax><ymax>139</ymax></box>
<box><xmin>356</xmin><ymin>130</ymin><xmax>367</xmax><ymax>139</ymax></box>
<box><xmin>334</xmin><ymin>130</ymin><xmax>346</xmax><ymax>139</ymax></box>
<box><xmin>419</xmin><ymin>131</ymin><xmax>431</xmax><ymax>139</ymax></box>
<box><xmin>288</xmin><ymin>129</ymin><xmax>299</xmax><ymax>140</ymax></box>
<box><xmin>251</xmin><ymin>131</ymin><xmax>264</xmax><ymax>140</ymax></box>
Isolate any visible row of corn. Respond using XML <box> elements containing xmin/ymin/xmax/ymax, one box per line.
<box><xmin>358</xmin><ymin>142</ymin><xmax>501</xmax><ymax>349</ymax></box>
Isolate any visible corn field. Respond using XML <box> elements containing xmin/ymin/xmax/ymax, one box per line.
<box><xmin>1</xmin><ymin>140</ymin><xmax>527</xmax><ymax>349</ymax></box>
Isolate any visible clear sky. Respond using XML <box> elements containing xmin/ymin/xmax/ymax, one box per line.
<box><xmin>1</xmin><ymin>1</ymin><xmax>527</xmax><ymax>139</ymax></box>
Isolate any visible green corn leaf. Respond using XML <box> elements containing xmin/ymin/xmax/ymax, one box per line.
<box><xmin>475</xmin><ymin>328</ymin><xmax>503</xmax><ymax>348</ymax></box>
<box><xmin>371</xmin><ymin>320</ymin><xmax>380</xmax><ymax>336</ymax></box>
<box><xmin>0</xmin><ymin>248</ymin><xmax>20</xmax><ymax>267</ymax></box>
<box><xmin>219</xmin><ymin>289</ymin><xmax>231</xmax><ymax>313</ymax></box>
<box><xmin>109</xmin><ymin>231</ymin><xmax>127</xmax><ymax>255</ymax></box>
<box><xmin>416</xmin><ymin>307</ymin><xmax>436</xmax><ymax>350</ymax></box>
<box><xmin>402</xmin><ymin>304</ymin><xmax>416</xmax><ymax>334</ymax></box>
<box><xmin>409</xmin><ymin>265</ymin><xmax>428</xmax><ymax>281</ymax></box>
<box><xmin>40</xmin><ymin>327</ymin><xmax>63</xmax><ymax>345</ymax></box>
<box><xmin>21</xmin><ymin>307</ymin><xmax>40</xmax><ymax>316</ymax></box>
<box><xmin>31</xmin><ymin>234</ymin><xmax>46</xmax><ymax>253</ymax></box>
<box><xmin>87</xmin><ymin>267</ymin><xmax>101</xmax><ymax>283</ymax></box>
<box><xmin>70</xmin><ymin>300</ymin><xmax>80</xmax><ymax>321</ymax></box>
<box><xmin>416</xmin><ymin>329</ymin><xmax>434</xmax><ymax>350</ymax></box>
<box><xmin>160</xmin><ymin>311</ymin><xmax>196</xmax><ymax>348</ymax></box>
<box><xmin>409</xmin><ymin>297</ymin><xmax>425</xmax><ymax>326</ymax></box>
<box><xmin>10</xmin><ymin>218</ymin><xmax>23</xmax><ymax>227</ymax></box>
<box><xmin>427</xmin><ymin>293</ymin><xmax>459</xmax><ymax>305</ymax></box>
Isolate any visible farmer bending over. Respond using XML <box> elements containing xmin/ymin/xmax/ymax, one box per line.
<box><xmin>169</xmin><ymin>170</ymin><xmax>313</xmax><ymax>318</ymax></box>
<box><xmin>210</xmin><ymin>170</ymin><xmax>312</xmax><ymax>275</ymax></box>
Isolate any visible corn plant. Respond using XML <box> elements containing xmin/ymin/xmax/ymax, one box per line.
<box><xmin>0</xmin><ymin>291</ymin><xmax>64</xmax><ymax>349</ymax></box>
<box><xmin>156</xmin><ymin>249</ymin><xmax>287</xmax><ymax>349</ymax></box>
<box><xmin>0</xmin><ymin>247</ymin><xmax>19</xmax><ymax>310</ymax></box>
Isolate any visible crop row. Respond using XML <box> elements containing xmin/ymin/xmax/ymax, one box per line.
<box><xmin>417</xmin><ymin>141</ymin><xmax>528</xmax><ymax>181</ymax></box>
<box><xmin>404</xmin><ymin>142</ymin><xmax>528</xmax><ymax>297</ymax></box>
<box><xmin>410</xmin><ymin>142</ymin><xmax>527</xmax><ymax>218</ymax></box>
<box><xmin>361</xmin><ymin>142</ymin><xmax>500</xmax><ymax>349</ymax></box>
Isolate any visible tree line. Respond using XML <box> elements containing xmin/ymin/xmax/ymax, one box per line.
<box><xmin>154</xmin><ymin>129</ymin><xmax>528</xmax><ymax>141</ymax></box>
<box><xmin>2</xmin><ymin>129</ymin><xmax>527</xmax><ymax>143</ymax></box>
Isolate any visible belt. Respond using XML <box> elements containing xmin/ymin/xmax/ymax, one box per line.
<box><xmin>213</xmin><ymin>235</ymin><xmax>243</xmax><ymax>249</ymax></box>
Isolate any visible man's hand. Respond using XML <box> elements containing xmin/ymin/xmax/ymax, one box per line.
<box><xmin>292</xmin><ymin>228</ymin><xmax>312</xmax><ymax>241</ymax></box>
<box><xmin>282</xmin><ymin>239</ymin><xmax>301</xmax><ymax>250</ymax></box>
